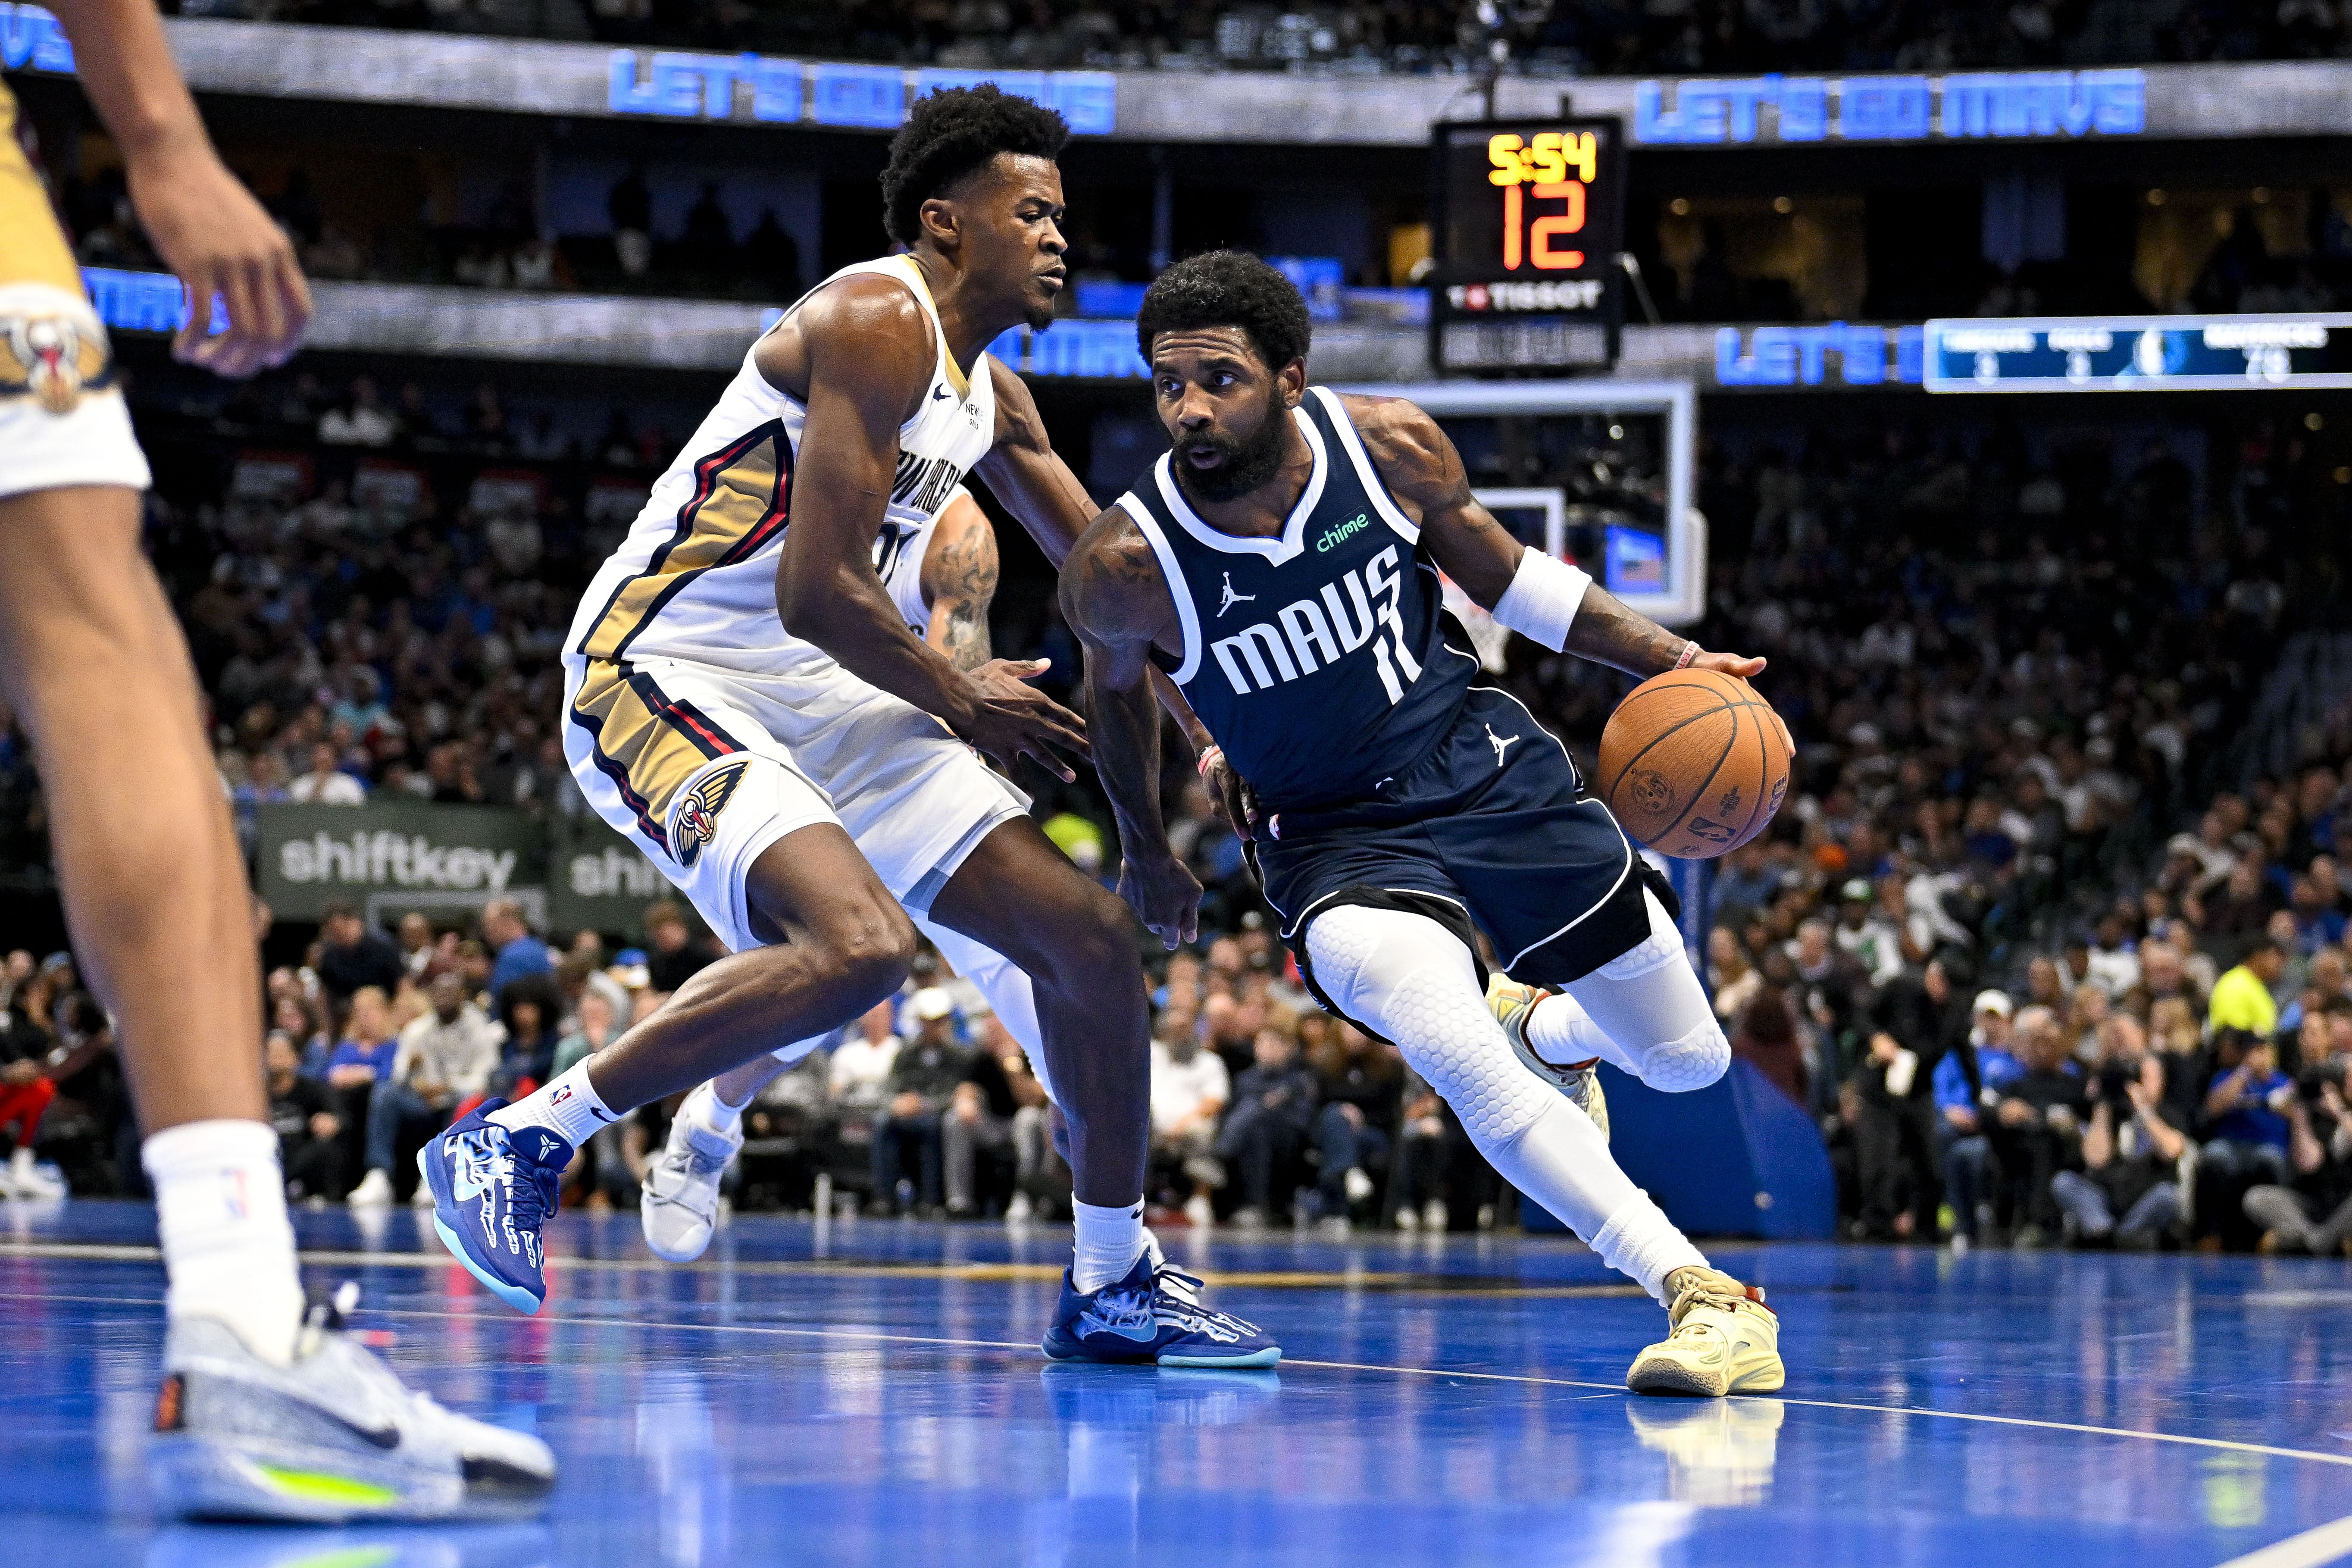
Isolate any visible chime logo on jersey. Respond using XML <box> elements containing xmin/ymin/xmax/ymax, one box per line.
<box><xmin>1207</xmin><ymin>544</ymin><xmax>1422</xmax><ymax>704</ymax></box>
<box><xmin>668</xmin><ymin>760</ymin><xmax>751</xmax><ymax>867</ymax></box>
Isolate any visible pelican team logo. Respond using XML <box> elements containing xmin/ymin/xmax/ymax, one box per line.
<box><xmin>668</xmin><ymin>760</ymin><xmax>751</xmax><ymax>868</ymax></box>
<box><xmin>0</xmin><ymin>296</ymin><xmax>113</xmax><ymax>416</ymax></box>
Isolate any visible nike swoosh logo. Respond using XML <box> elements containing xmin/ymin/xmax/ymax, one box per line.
<box><xmin>330</xmin><ymin>1409</ymin><xmax>403</xmax><ymax>1450</ymax></box>
<box><xmin>932</xmin><ymin>385</ymin><xmax>953</xmax><ymax>401</ymax></box>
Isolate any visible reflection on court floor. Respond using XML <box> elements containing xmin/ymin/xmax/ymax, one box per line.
<box><xmin>3</xmin><ymin>1203</ymin><xmax>2350</xmax><ymax>1568</ymax></box>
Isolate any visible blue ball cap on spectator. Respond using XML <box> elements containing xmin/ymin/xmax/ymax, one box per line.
<box><xmin>615</xmin><ymin>948</ymin><xmax>648</xmax><ymax>967</ymax></box>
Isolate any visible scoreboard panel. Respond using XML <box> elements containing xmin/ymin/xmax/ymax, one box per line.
<box><xmin>1923</xmin><ymin>313</ymin><xmax>2352</xmax><ymax>392</ymax></box>
<box><xmin>1430</xmin><ymin>117</ymin><xmax>1628</xmax><ymax>376</ymax></box>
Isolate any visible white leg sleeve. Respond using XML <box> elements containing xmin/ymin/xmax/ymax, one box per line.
<box><xmin>1304</xmin><ymin>904</ymin><xmax>1706</xmax><ymax>1299</ymax></box>
<box><xmin>918</xmin><ymin>915</ymin><xmax>1053</xmax><ymax>1107</ymax></box>
<box><xmin>1528</xmin><ymin>889</ymin><xmax>1730</xmax><ymax>1093</ymax></box>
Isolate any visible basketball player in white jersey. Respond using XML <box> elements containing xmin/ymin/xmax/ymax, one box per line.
<box><xmin>423</xmin><ymin>88</ymin><xmax>1276</xmax><ymax>1367</ymax></box>
<box><xmin>637</xmin><ymin>486</ymin><xmax>1060</xmax><ymax>1261</ymax></box>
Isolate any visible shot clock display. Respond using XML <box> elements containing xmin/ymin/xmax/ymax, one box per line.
<box><xmin>1430</xmin><ymin>116</ymin><xmax>1627</xmax><ymax>376</ymax></box>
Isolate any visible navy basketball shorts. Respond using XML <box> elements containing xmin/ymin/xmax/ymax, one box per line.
<box><xmin>1251</xmin><ymin>686</ymin><xmax>1666</xmax><ymax>989</ymax></box>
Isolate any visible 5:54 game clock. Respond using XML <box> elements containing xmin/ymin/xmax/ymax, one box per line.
<box><xmin>1429</xmin><ymin>116</ymin><xmax>1628</xmax><ymax>375</ymax></box>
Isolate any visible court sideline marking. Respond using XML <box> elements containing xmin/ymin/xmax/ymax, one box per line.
<box><xmin>2210</xmin><ymin>1513</ymin><xmax>2352</xmax><ymax>1568</ymax></box>
<box><xmin>8</xmin><ymin>1275</ymin><xmax>2352</xmax><ymax>1475</ymax></box>
<box><xmin>0</xmin><ymin>1240</ymin><xmax>1643</xmax><ymax>1299</ymax></box>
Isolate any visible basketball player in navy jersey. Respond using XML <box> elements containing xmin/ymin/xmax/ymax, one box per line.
<box><xmin>1063</xmin><ymin>251</ymin><xmax>1787</xmax><ymax>1396</ymax></box>
<box><xmin>424</xmin><ymin>89</ymin><xmax>1275</xmax><ymax>1368</ymax></box>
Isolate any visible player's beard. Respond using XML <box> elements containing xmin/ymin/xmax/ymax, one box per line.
<box><xmin>1173</xmin><ymin>393</ymin><xmax>1290</xmax><ymax>505</ymax></box>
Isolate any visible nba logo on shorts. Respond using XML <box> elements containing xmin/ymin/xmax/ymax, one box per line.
<box><xmin>668</xmin><ymin>760</ymin><xmax>751</xmax><ymax>868</ymax></box>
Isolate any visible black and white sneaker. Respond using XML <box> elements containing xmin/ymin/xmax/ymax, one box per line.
<box><xmin>149</xmin><ymin>1284</ymin><xmax>557</xmax><ymax>1521</ymax></box>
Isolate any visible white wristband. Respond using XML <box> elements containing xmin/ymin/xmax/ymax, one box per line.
<box><xmin>1490</xmin><ymin>548</ymin><xmax>1592</xmax><ymax>652</ymax></box>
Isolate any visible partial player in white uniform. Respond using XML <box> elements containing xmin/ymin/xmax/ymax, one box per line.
<box><xmin>0</xmin><ymin>1</ymin><xmax>552</xmax><ymax>1522</ymax></box>
<box><xmin>423</xmin><ymin>86</ymin><xmax>1278</xmax><ymax>1368</ymax></box>
<box><xmin>639</xmin><ymin>487</ymin><xmax>1060</xmax><ymax>1261</ymax></box>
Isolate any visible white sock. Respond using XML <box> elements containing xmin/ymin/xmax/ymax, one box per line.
<box><xmin>1589</xmin><ymin>1192</ymin><xmax>1710</xmax><ymax>1302</ymax></box>
<box><xmin>143</xmin><ymin>1120</ymin><xmax>307</xmax><ymax>1365</ymax></box>
<box><xmin>490</xmin><ymin>1059</ymin><xmax>619</xmax><ymax>1148</ymax></box>
<box><xmin>1070</xmin><ymin>1198</ymin><xmax>1148</xmax><ymax>1292</ymax></box>
<box><xmin>699</xmin><ymin>1080</ymin><xmax>746</xmax><ymax>1136</ymax></box>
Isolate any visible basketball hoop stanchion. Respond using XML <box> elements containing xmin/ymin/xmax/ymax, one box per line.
<box><xmin>1665</xmin><ymin>854</ymin><xmax>1713</xmax><ymax>994</ymax></box>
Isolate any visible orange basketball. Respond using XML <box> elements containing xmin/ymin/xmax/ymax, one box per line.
<box><xmin>1598</xmin><ymin>668</ymin><xmax>1789</xmax><ymax>860</ymax></box>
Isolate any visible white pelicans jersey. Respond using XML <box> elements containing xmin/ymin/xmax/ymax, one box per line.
<box><xmin>565</xmin><ymin>254</ymin><xmax>997</xmax><ymax>684</ymax></box>
<box><xmin>876</xmin><ymin>485</ymin><xmax>965</xmax><ymax>640</ymax></box>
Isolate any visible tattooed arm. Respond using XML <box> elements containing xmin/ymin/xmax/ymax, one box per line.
<box><xmin>1348</xmin><ymin>393</ymin><xmax>1777</xmax><ymax>692</ymax></box>
<box><xmin>1060</xmin><ymin>507</ymin><xmax>1201</xmax><ymax>948</ymax></box>
<box><xmin>921</xmin><ymin>490</ymin><xmax>999</xmax><ymax>673</ymax></box>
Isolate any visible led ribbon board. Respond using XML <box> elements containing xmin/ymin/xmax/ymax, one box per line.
<box><xmin>1924</xmin><ymin>314</ymin><xmax>2352</xmax><ymax>391</ymax></box>
<box><xmin>1429</xmin><ymin>117</ymin><xmax>1628</xmax><ymax>375</ymax></box>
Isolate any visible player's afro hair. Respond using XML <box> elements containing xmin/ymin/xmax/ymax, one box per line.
<box><xmin>880</xmin><ymin>85</ymin><xmax>1069</xmax><ymax>246</ymax></box>
<box><xmin>1135</xmin><ymin>250</ymin><xmax>1313</xmax><ymax>374</ymax></box>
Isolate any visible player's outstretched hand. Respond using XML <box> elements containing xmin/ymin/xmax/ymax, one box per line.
<box><xmin>1120</xmin><ymin>847</ymin><xmax>1202</xmax><ymax>951</ymax></box>
<box><xmin>951</xmin><ymin>658</ymin><xmax>1089</xmax><ymax>782</ymax></box>
<box><xmin>1688</xmin><ymin>649</ymin><xmax>1795</xmax><ymax>761</ymax></box>
<box><xmin>128</xmin><ymin>144</ymin><xmax>312</xmax><ymax>379</ymax></box>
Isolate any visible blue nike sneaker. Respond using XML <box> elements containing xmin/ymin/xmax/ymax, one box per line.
<box><xmin>1042</xmin><ymin>1251</ymin><xmax>1281</xmax><ymax>1368</ymax></box>
<box><xmin>419</xmin><ymin>1100</ymin><xmax>572</xmax><ymax>1316</ymax></box>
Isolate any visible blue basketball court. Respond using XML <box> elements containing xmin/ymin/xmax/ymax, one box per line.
<box><xmin>4</xmin><ymin>1204</ymin><xmax>2350</xmax><ymax>1567</ymax></box>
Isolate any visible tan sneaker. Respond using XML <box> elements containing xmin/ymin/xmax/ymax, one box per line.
<box><xmin>1626</xmin><ymin>1266</ymin><xmax>1784</xmax><ymax>1398</ymax></box>
<box><xmin>1485</xmin><ymin>973</ymin><xmax>1609</xmax><ymax>1139</ymax></box>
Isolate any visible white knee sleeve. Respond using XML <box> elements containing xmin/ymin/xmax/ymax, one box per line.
<box><xmin>919</xmin><ymin>916</ymin><xmax>1054</xmax><ymax>1107</ymax></box>
<box><xmin>1306</xmin><ymin>905</ymin><xmax>1550</xmax><ymax>1147</ymax></box>
<box><xmin>1307</xmin><ymin>904</ymin><xmax>1705</xmax><ymax>1293</ymax></box>
<box><xmin>1545</xmin><ymin>889</ymin><xmax>1730</xmax><ymax>1092</ymax></box>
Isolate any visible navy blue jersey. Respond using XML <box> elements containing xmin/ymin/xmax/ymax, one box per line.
<box><xmin>1119</xmin><ymin>387</ymin><xmax>1476</xmax><ymax>812</ymax></box>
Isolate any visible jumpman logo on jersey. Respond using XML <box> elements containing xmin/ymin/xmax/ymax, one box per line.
<box><xmin>1487</xmin><ymin>725</ymin><xmax>1520</xmax><ymax>767</ymax></box>
<box><xmin>1217</xmin><ymin>573</ymin><xmax>1257</xmax><ymax>619</ymax></box>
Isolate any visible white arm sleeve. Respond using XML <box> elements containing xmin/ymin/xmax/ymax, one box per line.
<box><xmin>1489</xmin><ymin>547</ymin><xmax>1593</xmax><ymax>652</ymax></box>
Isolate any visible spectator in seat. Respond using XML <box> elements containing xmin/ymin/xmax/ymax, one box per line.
<box><xmin>2052</xmin><ymin>1014</ymin><xmax>2187</xmax><ymax>1248</ymax></box>
<box><xmin>1214</xmin><ymin>1026</ymin><xmax>1319</xmax><ymax>1229</ymax></box>
<box><xmin>552</xmin><ymin>987</ymin><xmax>617</xmax><ymax>1080</ymax></box>
<box><xmin>266</xmin><ymin>1030</ymin><xmax>344</xmax><ymax>1202</ymax></box>
<box><xmin>1731</xmin><ymin>977</ymin><xmax>1808</xmax><ymax>1108</ymax></box>
<box><xmin>315</xmin><ymin>901</ymin><xmax>405</xmax><ymax>1015</ymax></box>
<box><xmin>609</xmin><ymin>166</ymin><xmax>653</xmax><ymax>278</ymax></box>
<box><xmin>2199</xmin><ymin>1032</ymin><xmax>2297</xmax><ymax>1236</ymax></box>
<box><xmin>322</xmin><ymin>984</ymin><xmax>398</xmax><ymax>1175</ymax></box>
<box><xmin>349</xmin><ymin>971</ymin><xmax>499</xmax><ymax>1205</ymax></box>
<box><xmin>1854</xmin><ymin>951</ymin><xmax>1979</xmax><ymax>1240</ymax></box>
<box><xmin>481</xmin><ymin>897</ymin><xmax>554</xmax><ymax>998</ymax></box>
<box><xmin>1989</xmin><ymin>1006</ymin><xmax>2089</xmax><ymax>1245</ymax></box>
<box><xmin>0</xmin><ymin>989</ymin><xmax>58</xmax><ymax>1197</ymax></box>
<box><xmin>1308</xmin><ymin>1020</ymin><xmax>1398</xmax><ymax>1231</ymax></box>
<box><xmin>490</xmin><ymin>985</ymin><xmax>556</xmax><ymax>1098</ymax></box>
<box><xmin>1935</xmin><ymin>989</ymin><xmax>2023</xmax><ymax>1250</ymax></box>
<box><xmin>288</xmin><ymin>740</ymin><xmax>365</xmax><ymax>804</ymax></box>
<box><xmin>941</xmin><ymin>1025</ymin><xmax>1019</xmax><ymax>1218</ymax></box>
<box><xmin>1150</xmin><ymin>1014</ymin><xmax>1229</xmax><ymax>1227</ymax></box>
<box><xmin>2244</xmin><ymin>1064</ymin><xmax>2352</xmax><ymax>1255</ymax></box>
<box><xmin>941</xmin><ymin>1080</ymin><xmax>1011</xmax><ymax>1218</ymax></box>
<box><xmin>870</xmin><ymin>989</ymin><xmax>966</xmax><ymax>1214</ymax></box>
<box><xmin>2209</xmin><ymin>938</ymin><xmax>2286</xmax><ymax>1039</ymax></box>
<box><xmin>644</xmin><ymin>900</ymin><xmax>717</xmax><ymax>993</ymax></box>
<box><xmin>829</xmin><ymin>998</ymin><xmax>901</xmax><ymax>1115</ymax></box>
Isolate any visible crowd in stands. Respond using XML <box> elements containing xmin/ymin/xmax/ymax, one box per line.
<box><xmin>154</xmin><ymin>0</ymin><xmax>2352</xmax><ymax>73</ymax></box>
<box><xmin>2</xmin><ymin>355</ymin><xmax>2349</xmax><ymax>1253</ymax></box>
